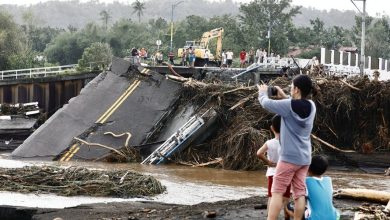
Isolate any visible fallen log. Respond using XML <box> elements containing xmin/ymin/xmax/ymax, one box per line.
<box><xmin>339</xmin><ymin>79</ymin><xmax>361</xmax><ymax>91</ymax></box>
<box><xmin>222</xmin><ymin>86</ymin><xmax>255</xmax><ymax>95</ymax></box>
<box><xmin>165</xmin><ymin>62</ymin><xmax>182</xmax><ymax>77</ymax></box>
<box><xmin>311</xmin><ymin>134</ymin><xmax>355</xmax><ymax>153</ymax></box>
<box><xmin>73</xmin><ymin>137</ymin><xmax>127</xmax><ymax>158</ymax></box>
<box><xmin>194</xmin><ymin>157</ymin><xmax>223</xmax><ymax>167</ymax></box>
<box><xmin>166</xmin><ymin>74</ymin><xmax>188</xmax><ymax>82</ymax></box>
<box><xmin>229</xmin><ymin>92</ymin><xmax>257</xmax><ymax>111</ymax></box>
<box><xmin>335</xmin><ymin>188</ymin><xmax>390</xmax><ymax>204</ymax></box>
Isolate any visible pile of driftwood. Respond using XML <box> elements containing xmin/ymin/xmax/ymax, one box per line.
<box><xmin>0</xmin><ymin>166</ymin><xmax>165</xmax><ymax>197</ymax></box>
<box><xmin>353</xmin><ymin>204</ymin><xmax>390</xmax><ymax>220</ymax></box>
<box><xmin>168</xmin><ymin>75</ymin><xmax>390</xmax><ymax>170</ymax></box>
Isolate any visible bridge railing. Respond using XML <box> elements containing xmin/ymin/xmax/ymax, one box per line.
<box><xmin>0</xmin><ymin>64</ymin><xmax>77</xmax><ymax>80</ymax></box>
<box><xmin>320</xmin><ymin>48</ymin><xmax>390</xmax><ymax>81</ymax></box>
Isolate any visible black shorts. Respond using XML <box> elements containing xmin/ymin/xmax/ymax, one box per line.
<box><xmin>227</xmin><ymin>59</ymin><xmax>232</xmax><ymax>65</ymax></box>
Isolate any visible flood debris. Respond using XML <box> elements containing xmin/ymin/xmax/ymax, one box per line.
<box><xmin>0</xmin><ymin>102</ymin><xmax>42</xmax><ymax>150</ymax></box>
<box><xmin>385</xmin><ymin>168</ymin><xmax>390</xmax><ymax>176</ymax></box>
<box><xmin>153</xmin><ymin>75</ymin><xmax>390</xmax><ymax>170</ymax></box>
<box><xmin>0</xmin><ymin>166</ymin><xmax>165</xmax><ymax>198</ymax></box>
<box><xmin>353</xmin><ymin>203</ymin><xmax>390</xmax><ymax>220</ymax></box>
<box><xmin>0</xmin><ymin>102</ymin><xmax>40</xmax><ymax>116</ymax></box>
<box><xmin>142</xmin><ymin>108</ymin><xmax>218</xmax><ymax>165</ymax></box>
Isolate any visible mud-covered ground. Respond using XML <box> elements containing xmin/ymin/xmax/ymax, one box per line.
<box><xmin>19</xmin><ymin>196</ymin><xmax>366</xmax><ymax>220</ymax></box>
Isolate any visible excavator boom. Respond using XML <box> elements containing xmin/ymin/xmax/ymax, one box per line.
<box><xmin>200</xmin><ymin>27</ymin><xmax>224</xmax><ymax>60</ymax></box>
<box><xmin>178</xmin><ymin>27</ymin><xmax>224</xmax><ymax>66</ymax></box>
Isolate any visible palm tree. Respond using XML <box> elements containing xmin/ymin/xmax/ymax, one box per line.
<box><xmin>132</xmin><ymin>0</ymin><xmax>145</xmax><ymax>23</ymax></box>
<box><xmin>99</xmin><ymin>10</ymin><xmax>111</xmax><ymax>30</ymax></box>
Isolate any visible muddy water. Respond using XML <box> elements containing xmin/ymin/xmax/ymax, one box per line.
<box><xmin>0</xmin><ymin>153</ymin><xmax>389</xmax><ymax>209</ymax></box>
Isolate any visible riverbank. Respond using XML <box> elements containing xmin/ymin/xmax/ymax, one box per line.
<box><xmin>0</xmin><ymin>156</ymin><xmax>388</xmax><ymax>219</ymax></box>
<box><xmin>1</xmin><ymin>195</ymin><xmax>370</xmax><ymax>220</ymax></box>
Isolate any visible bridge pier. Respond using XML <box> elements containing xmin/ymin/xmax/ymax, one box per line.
<box><xmin>0</xmin><ymin>73</ymin><xmax>96</xmax><ymax>115</ymax></box>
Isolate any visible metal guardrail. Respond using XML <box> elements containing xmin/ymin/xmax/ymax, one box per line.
<box><xmin>0</xmin><ymin>64</ymin><xmax>77</xmax><ymax>80</ymax></box>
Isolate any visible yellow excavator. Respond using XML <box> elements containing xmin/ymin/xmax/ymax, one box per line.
<box><xmin>178</xmin><ymin>27</ymin><xmax>224</xmax><ymax>66</ymax></box>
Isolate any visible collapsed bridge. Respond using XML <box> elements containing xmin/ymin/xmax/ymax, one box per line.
<box><xmin>11</xmin><ymin>57</ymin><xmax>210</xmax><ymax>161</ymax></box>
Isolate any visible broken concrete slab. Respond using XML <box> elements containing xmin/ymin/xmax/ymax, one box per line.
<box><xmin>12</xmin><ymin>58</ymin><xmax>183</xmax><ymax>161</ymax></box>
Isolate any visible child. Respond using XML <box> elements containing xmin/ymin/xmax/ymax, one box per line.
<box><xmin>257</xmin><ymin>115</ymin><xmax>291</xmax><ymax>220</ymax></box>
<box><xmin>285</xmin><ymin>155</ymin><xmax>340</xmax><ymax>220</ymax></box>
<box><xmin>257</xmin><ymin>74</ymin><xmax>317</xmax><ymax>220</ymax></box>
<box><xmin>305</xmin><ymin>155</ymin><xmax>340</xmax><ymax>220</ymax></box>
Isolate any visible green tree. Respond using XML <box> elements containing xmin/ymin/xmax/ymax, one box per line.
<box><xmin>78</xmin><ymin>42</ymin><xmax>112</xmax><ymax>70</ymax></box>
<box><xmin>28</xmin><ymin>27</ymin><xmax>63</xmax><ymax>52</ymax></box>
<box><xmin>100</xmin><ymin>10</ymin><xmax>112</xmax><ymax>30</ymax></box>
<box><xmin>132</xmin><ymin>0</ymin><xmax>145</xmax><ymax>23</ymax></box>
<box><xmin>287</xmin><ymin>26</ymin><xmax>312</xmax><ymax>48</ymax></box>
<box><xmin>45</xmin><ymin>23</ymin><xmax>105</xmax><ymax>65</ymax></box>
<box><xmin>351</xmin><ymin>15</ymin><xmax>374</xmax><ymax>50</ymax></box>
<box><xmin>174</xmin><ymin>15</ymin><xmax>210</xmax><ymax>51</ymax></box>
<box><xmin>309</xmin><ymin>17</ymin><xmax>325</xmax><ymax>46</ymax></box>
<box><xmin>365</xmin><ymin>17</ymin><xmax>390</xmax><ymax>59</ymax></box>
<box><xmin>239</xmin><ymin>0</ymin><xmax>301</xmax><ymax>55</ymax></box>
<box><xmin>0</xmin><ymin>11</ymin><xmax>26</xmax><ymax>69</ymax></box>
<box><xmin>108</xmin><ymin>19</ymin><xmax>145</xmax><ymax>56</ymax></box>
<box><xmin>8</xmin><ymin>48</ymin><xmax>42</xmax><ymax>69</ymax></box>
<box><xmin>323</xmin><ymin>26</ymin><xmax>351</xmax><ymax>50</ymax></box>
<box><xmin>207</xmin><ymin>15</ymin><xmax>245</xmax><ymax>54</ymax></box>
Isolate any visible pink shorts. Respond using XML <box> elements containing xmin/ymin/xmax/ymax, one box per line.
<box><xmin>271</xmin><ymin>161</ymin><xmax>309</xmax><ymax>200</ymax></box>
<box><xmin>268</xmin><ymin>176</ymin><xmax>291</xmax><ymax>198</ymax></box>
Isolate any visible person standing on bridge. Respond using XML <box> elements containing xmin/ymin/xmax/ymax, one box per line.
<box><xmin>257</xmin><ymin>75</ymin><xmax>317</xmax><ymax>220</ymax></box>
<box><xmin>140</xmin><ymin>48</ymin><xmax>146</xmax><ymax>62</ymax></box>
<box><xmin>204</xmin><ymin>49</ymin><xmax>210</xmax><ymax>67</ymax></box>
<box><xmin>256</xmin><ymin>48</ymin><xmax>263</xmax><ymax>63</ymax></box>
<box><xmin>131</xmin><ymin>47</ymin><xmax>139</xmax><ymax>64</ymax></box>
<box><xmin>226</xmin><ymin>49</ymin><xmax>233</xmax><ymax>68</ymax></box>
<box><xmin>188</xmin><ymin>47</ymin><xmax>195</xmax><ymax>68</ymax></box>
<box><xmin>262</xmin><ymin>49</ymin><xmax>268</xmax><ymax>64</ymax></box>
<box><xmin>240</xmin><ymin>49</ymin><xmax>247</xmax><ymax>68</ymax></box>
<box><xmin>181</xmin><ymin>49</ymin><xmax>187</xmax><ymax>66</ymax></box>
<box><xmin>156</xmin><ymin>51</ymin><xmax>163</xmax><ymax>65</ymax></box>
<box><xmin>248</xmin><ymin>47</ymin><xmax>255</xmax><ymax>65</ymax></box>
<box><xmin>168</xmin><ymin>51</ymin><xmax>175</xmax><ymax>65</ymax></box>
<box><xmin>221</xmin><ymin>49</ymin><xmax>227</xmax><ymax>68</ymax></box>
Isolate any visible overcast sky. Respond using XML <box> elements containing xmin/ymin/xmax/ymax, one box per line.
<box><xmin>1</xmin><ymin>0</ymin><xmax>388</xmax><ymax>16</ymax></box>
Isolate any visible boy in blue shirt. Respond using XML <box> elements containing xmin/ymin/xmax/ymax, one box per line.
<box><xmin>305</xmin><ymin>155</ymin><xmax>340</xmax><ymax>220</ymax></box>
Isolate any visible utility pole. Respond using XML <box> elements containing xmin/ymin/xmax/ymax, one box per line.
<box><xmin>351</xmin><ymin>0</ymin><xmax>366</xmax><ymax>75</ymax></box>
<box><xmin>267</xmin><ymin>13</ymin><xmax>271</xmax><ymax>56</ymax></box>
<box><xmin>170</xmin><ymin>1</ymin><xmax>184</xmax><ymax>52</ymax></box>
<box><xmin>361</xmin><ymin>0</ymin><xmax>366</xmax><ymax>76</ymax></box>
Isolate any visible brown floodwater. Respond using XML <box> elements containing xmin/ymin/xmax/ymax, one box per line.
<box><xmin>0</xmin><ymin>153</ymin><xmax>389</xmax><ymax>208</ymax></box>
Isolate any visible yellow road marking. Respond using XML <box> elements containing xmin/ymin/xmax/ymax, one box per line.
<box><xmin>140</xmin><ymin>68</ymin><xmax>151</xmax><ymax>75</ymax></box>
<box><xmin>65</xmin><ymin>146</ymin><xmax>80</xmax><ymax>161</ymax></box>
<box><xmin>59</xmin><ymin>144</ymin><xmax>77</xmax><ymax>162</ymax></box>
<box><xmin>96</xmin><ymin>80</ymin><xmax>140</xmax><ymax>123</ymax></box>
<box><xmin>98</xmin><ymin>80</ymin><xmax>140</xmax><ymax>123</ymax></box>
<box><xmin>96</xmin><ymin>80</ymin><xmax>138</xmax><ymax>123</ymax></box>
